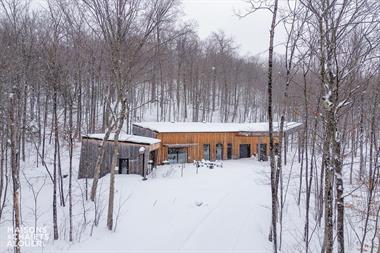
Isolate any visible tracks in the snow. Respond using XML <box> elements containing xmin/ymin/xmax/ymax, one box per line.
<box><xmin>178</xmin><ymin>191</ymin><xmax>232</xmax><ymax>251</ymax></box>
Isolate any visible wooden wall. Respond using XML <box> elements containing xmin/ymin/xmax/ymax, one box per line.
<box><xmin>155</xmin><ymin>132</ymin><xmax>278</xmax><ymax>164</ymax></box>
<box><xmin>78</xmin><ymin>138</ymin><xmax>152</xmax><ymax>179</ymax></box>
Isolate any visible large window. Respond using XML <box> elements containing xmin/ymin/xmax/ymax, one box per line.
<box><xmin>216</xmin><ymin>143</ymin><xmax>223</xmax><ymax>160</ymax></box>
<box><xmin>239</xmin><ymin>144</ymin><xmax>251</xmax><ymax>158</ymax></box>
<box><xmin>168</xmin><ymin>148</ymin><xmax>187</xmax><ymax>164</ymax></box>
<box><xmin>203</xmin><ymin>144</ymin><xmax>210</xmax><ymax>161</ymax></box>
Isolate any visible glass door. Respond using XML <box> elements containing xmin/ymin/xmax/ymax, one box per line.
<box><xmin>239</xmin><ymin>144</ymin><xmax>251</xmax><ymax>158</ymax></box>
<box><xmin>216</xmin><ymin>143</ymin><xmax>223</xmax><ymax>160</ymax></box>
<box><xmin>203</xmin><ymin>144</ymin><xmax>210</xmax><ymax>161</ymax></box>
<box><xmin>168</xmin><ymin>148</ymin><xmax>187</xmax><ymax>164</ymax></box>
<box><xmin>227</xmin><ymin>143</ymin><xmax>232</xmax><ymax>159</ymax></box>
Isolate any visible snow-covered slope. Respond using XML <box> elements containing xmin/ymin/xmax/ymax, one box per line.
<box><xmin>67</xmin><ymin>159</ymin><xmax>274</xmax><ymax>253</ymax></box>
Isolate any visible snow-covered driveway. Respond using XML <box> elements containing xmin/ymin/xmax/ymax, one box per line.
<box><xmin>69</xmin><ymin>159</ymin><xmax>272</xmax><ymax>253</ymax></box>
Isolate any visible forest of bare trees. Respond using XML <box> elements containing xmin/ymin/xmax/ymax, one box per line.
<box><xmin>246</xmin><ymin>0</ymin><xmax>379</xmax><ymax>252</ymax></box>
<box><xmin>0</xmin><ymin>0</ymin><xmax>379</xmax><ymax>252</ymax></box>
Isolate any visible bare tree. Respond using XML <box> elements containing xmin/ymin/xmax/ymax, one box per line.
<box><xmin>240</xmin><ymin>1</ymin><xmax>280</xmax><ymax>252</ymax></box>
<box><xmin>9</xmin><ymin>88</ymin><xmax>21</xmax><ymax>253</ymax></box>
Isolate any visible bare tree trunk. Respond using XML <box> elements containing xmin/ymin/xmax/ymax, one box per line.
<box><xmin>302</xmin><ymin>70</ymin><xmax>311</xmax><ymax>252</ymax></box>
<box><xmin>52</xmin><ymin>90</ymin><xmax>59</xmax><ymax>240</ymax></box>
<box><xmin>21</xmin><ymin>84</ymin><xmax>27</xmax><ymax>162</ymax></box>
<box><xmin>90</xmin><ymin>83</ymin><xmax>114</xmax><ymax>201</ymax></box>
<box><xmin>0</xmin><ymin>130</ymin><xmax>4</xmax><ymax>220</ymax></box>
<box><xmin>107</xmin><ymin>99</ymin><xmax>127</xmax><ymax>230</ymax></box>
<box><xmin>10</xmin><ymin>91</ymin><xmax>21</xmax><ymax>253</ymax></box>
<box><xmin>53</xmin><ymin>94</ymin><xmax>65</xmax><ymax>207</ymax></box>
<box><xmin>359</xmin><ymin>93</ymin><xmax>365</xmax><ymax>180</ymax></box>
<box><xmin>76</xmin><ymin>79</ymin><xmax>82</xmax><ymax>139</ymax></box>
<box><xmin>322</xmin><ymin>119</ymin><xmax>333</xmax><ymax>253</ymax></box>
<box><xmin>266</xmin><ymin>1</ymin><xmax>279</xmax><ymax>252</ymax></box>
<box><xmin>333</xmin><ymin>126</ymin><xmax>344</xmax><ymax>253</ymax></box>
<box><xmin>350</xmin><ymin>109</ymin><xmax>355</xmax><ymax>184</ymax></box>
<box><xmin>68</xmin><ymin>101</ymin><xmax>73</xmax><ymax>242</ymax></box>
<box><xmin>42</xmin><ymin>93</ymin><xmax>49</xmax><ymax>165</ymax></box>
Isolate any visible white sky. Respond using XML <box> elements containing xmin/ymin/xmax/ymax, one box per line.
<box><xmin>181</xmin><ymin>0</ymin><xmax>286</xmax><ymax>58</ymax></box>
<box><xmin>31</xmin><ymin>0</ymin><xmax>285</xmax><ymax>58</ymax></box>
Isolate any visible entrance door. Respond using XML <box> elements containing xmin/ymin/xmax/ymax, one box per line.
<box><xmin>119</xmin><ymin>158</ymin><xmax>129</xmax><ymax>174</ymax></box>
<box><xmin>257</xmin><ymin>144</ymin><xmax>268</xmax><ymax>161</ymax></box>
<box><xmin>239</xmin><ymin>144</ymin><xmax>251</xmax><ymax>158</ymax></box>
<box><xmin>216</xmin><ymin>143</ymin><xmax>223</xmax><ymax>160</ymax></box>
<box><xmin>168</xmin><ymin>148</ymin><xmax>187</xmax><ymax>164</ymax></box>
<box><xmin>149</xmin><ymin>150</ymin><xmax>156</xmax><ymax>169</ymax></box>
<box><xmin>227</xmin><ymin>143</ymin><xmax>233</xmax><ymax>159</ymax></box>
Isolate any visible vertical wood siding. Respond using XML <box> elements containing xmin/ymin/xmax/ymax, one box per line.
<box><xmin>78</xmin><ymin>138</ymin><xmax>150</xmax><ymax>179</ymax></box>
<box><xmin>155</xmin><ymin>132</ymin><xmax>279</xmax><ymax>164</ymax></box>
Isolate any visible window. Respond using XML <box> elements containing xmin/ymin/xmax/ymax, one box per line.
<box><xmin>203</xmin><ymin>144</ymin><xmax>210</xmax><ymax>161</ymax></box>
<box><xmin>239</xmin><ymin>144</ymin><xmax>251</xmax><ymax>158</ymax></box>
<box><xmin>227</xmin><ymin>143</ymin><xmax>233</xmax><ymax>159</ymax></box>
<box><xmin>216</xmin><ymin>143</ymin><xmax>223</xmax><ymax>160</ymax></box>
<box><xmin>168</xmin><ymin>148</ymin><xmax>187</xmax><ymax>164</ymax></box>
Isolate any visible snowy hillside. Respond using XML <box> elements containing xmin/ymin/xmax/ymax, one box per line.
<box><xmin>1</xmin><ymin>0</ymin><xmax>379</xmax><ymax>252</ymax></box>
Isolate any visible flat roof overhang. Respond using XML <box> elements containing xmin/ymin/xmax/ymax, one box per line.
<box><xmin>83</xmin><ymin>136</ymin><xmax>161</xmax><ymax>151</ymax></box>
<box><xmin>164</xmin><ymin>143</ymin><xmax>198</xmax><ymax>148</ymax></box>
<box><xmin>238</xmin><ymin>132</ymin><xmax>267</xmax><ymax>136</ymax></box>
<box><xmin>149</xmin><ymin>142</ymin><xmax>161</xmax><ymax>151</ymax></box>
<box><xmin>238</xmin><ymin>125</ymin><xmax>303</xmax><ymax>137</ymax></box>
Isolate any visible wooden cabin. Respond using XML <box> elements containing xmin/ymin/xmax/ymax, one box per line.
<box><xmin>78</xmin><ymin>133</ymin><xmax>161</xmax><ymax>179</ymax></box>
<box><xmin>132</xmin><ymin>122</ymin><xmax>302</xmax><ymax>164</ymax></box>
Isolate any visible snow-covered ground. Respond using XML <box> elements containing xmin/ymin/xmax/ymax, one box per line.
<box><xmin>0</xmin><ymin>142</ymin><xmax>374</xmax><ymax>253</ymax></box>
<box><xmin>69</xmin><ymin>159</ymin><xmax>274</xmax><ymax>253</ymax></box>
<box><xmin>0</xmin><ymin>139</ymin><xmax>276</xmax><ymax>252</ymax></box>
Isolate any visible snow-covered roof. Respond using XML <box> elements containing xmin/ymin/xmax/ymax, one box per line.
<box><xmin>133</xmin><ymin>122</ymin><xmax>303</xmax><ymax>133</ymax></box>
<box><xmin>83</xmin><ymin>133</ymin><xmax>161</xmax><ymax>145</ymax></box>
